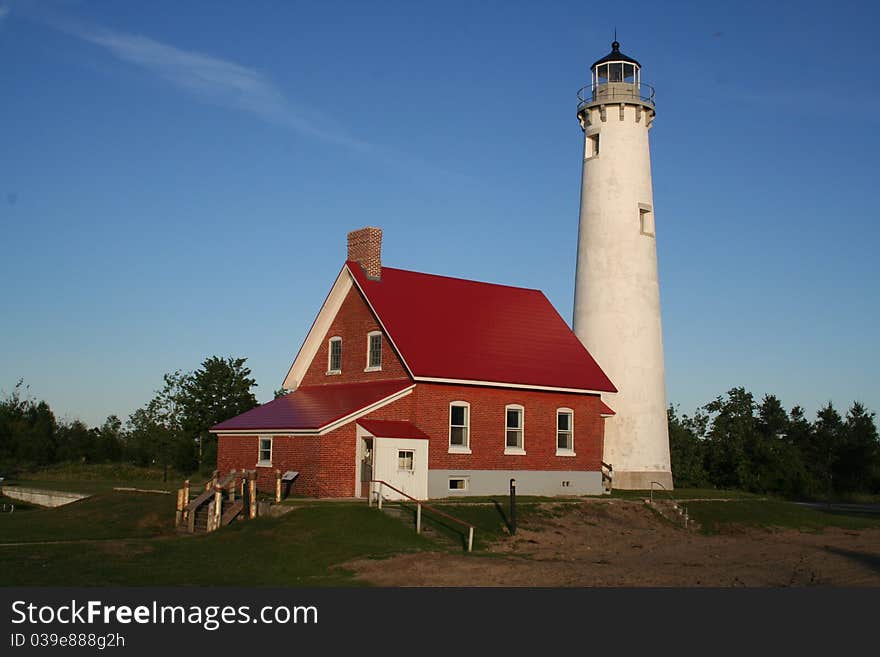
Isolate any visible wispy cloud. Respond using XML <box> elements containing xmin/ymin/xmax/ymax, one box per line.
<box><xmin>0</xmin><ymin>6</ymin><xmax>10</xmax><ymax>23</ymax></box>
<box><xmin>47</xmin><ymin>15</ymin><xmax>370</xmax><ymax>150</ymax></box>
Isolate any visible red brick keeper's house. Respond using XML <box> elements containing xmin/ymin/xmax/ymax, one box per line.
<box><xmin>212</xmin><ymin>227</ymin><xmax>617</xmax><ymax>499</ymax></box>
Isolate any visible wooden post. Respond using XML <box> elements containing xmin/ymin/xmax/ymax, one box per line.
<box><xmin>416</xmin><ymin>504</ymin><xmax>422</xmax><ymax>534</ymax></box>
<box><xmin>212</xmin><ymin>487</ymin><xmax>222</xmax><ymax>531</ymax></box>
<box><xmin>175</xmin><ymin>488</ymin><xmax>184</xmax><ymax>527</ymax></box>
<box><xmin>248</xmin><ymin>472</ymin><xmax>257</xmax><ymax>519</ymax></box>
<box><xmin>467</xmin><ymin>526</ymin><xmax>474</xmax><ymax>552</ymax></box>
<box><xmin>377</xmin><ymin>482</ymin><xmax>383</xmax><ymax>510</ymax></box>
<box><xmin>275</xmin><ymin>469</ymin><xmax>282</xmax><ymax>504</ymax></box>
<box><xmin>510</xmin><ymin>478</ymin><xmax>517</xmax><ymax>535</ymax></box>
<box><xmin>181</xmin><ymin>480</ymin><xmax>190</xmax><ymax>525</ymax></box>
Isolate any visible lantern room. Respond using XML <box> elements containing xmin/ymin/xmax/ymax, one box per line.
<box><xmin>592</xmin><ymin>40</ymin><xmax>641</xmax><ymax>88</ymax></box>
<box><xmin>578</xmin><ymin>40</ymin><xmax>655</xmax><ymax>111</ymax></box>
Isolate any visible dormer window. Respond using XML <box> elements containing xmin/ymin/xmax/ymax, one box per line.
<box><xmin>328</xmin><ymin>337</ymin><xmax>342</xmax><ymax>374</ymax></box>
<box><xmin>366</xmin><ymin>331</ymin><xmax>382</xmax><ymax>371</ymax></box>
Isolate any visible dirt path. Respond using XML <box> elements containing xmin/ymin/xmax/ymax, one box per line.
<box><xmin>344</xmin><ymin>500</ymin><xmax>880</xmax><ymax>587</ymax></box>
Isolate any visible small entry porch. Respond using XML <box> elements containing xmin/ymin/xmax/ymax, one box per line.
<box><xmin>355</xmin><ymin>419</ymin><xmax>430</xmax><ymax>501</ymax></box>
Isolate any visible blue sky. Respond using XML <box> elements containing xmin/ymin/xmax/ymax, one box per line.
<box><xmin>1</xmin><ymin>0</ymin><xmax>878</xmax><ymax>426</ymax></box>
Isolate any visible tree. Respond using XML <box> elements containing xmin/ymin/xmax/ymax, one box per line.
<box><xmin>835</xmin><ymin>402</ymin><xmax>879</xmax><ymax>495</ymax></box>
<box><xmin>0</xmin><ymin>381</ymin><xmax>57</xmax><ymax>471</ymax></box>
<box><xmin>812</xmin><ymin>402</ymin><xmax>844</xmax><ymax>497</ymax></box>
<box><xmin>753</xmin><ymin>395</ymin><xmax>806</xmax><ymax>497</ymax></box>
<box><xmin>703</xmin><ymin>387</ymin><xmax>755</xmax><ymax>490</ymax></box>
<box><xmin>125</xmin><ymin>371</ymin><xmax>191</xmax><ymax>477</ymax></box>
<box><xmin>668</xmin><ymin>405</ymin><xmax>709</xmax><ymax>488</ymax></box>
<box><xmin>176</xmin><ymin>356</ymin><xmax>258</xmax><ymax>471</ymax></box>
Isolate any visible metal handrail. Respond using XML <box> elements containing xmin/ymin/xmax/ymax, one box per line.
<box><xmin>577</xmin><ymin>82</ymin><xmax>655</xmax><ymax>110</ymax></box>
<box><xmin>649</xmin><ymin>481</ymin><xmax>688</xmax><ymax>528</ymax></box>
<box><xmin>369</xmin><ymin>479</ymin><xmax>475</xmax><ymax>552</ymax></box>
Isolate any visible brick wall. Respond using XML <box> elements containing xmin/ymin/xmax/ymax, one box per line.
<box><xmin>410</xmin><ymin>383</ymin><xmax>605</xmax><ymax>473</ymax></box>
<box><xmin>300</xmin><ymin>284</ymin><xmax>410</xmax><ymax>386</ymax></box>
<box><xmin>216</xmin><ymin>384</ymin><xmax>607</xmax><ymax>497</ymax></box>
<box><xmin>347</xmin><ymin>227</ymin><xmax>382</xmax><ymax>279</ymax></box>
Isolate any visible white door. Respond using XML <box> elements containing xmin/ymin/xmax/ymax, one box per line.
<box><xmin>373</xmin><ymin>437</ymin><xmax>428</xmax><ymax>500</ymax></box>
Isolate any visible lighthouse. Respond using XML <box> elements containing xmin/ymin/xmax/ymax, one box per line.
<box><xmin>572</xmin><ymin>41</ymin><xmax>673</xmax><ymax>490</ymax></box>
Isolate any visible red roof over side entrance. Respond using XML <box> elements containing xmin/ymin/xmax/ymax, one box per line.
<box><xmin>210</xmin><ymin>379</ymin><xmax>412</xmax><ymax>432</ymax></box>
<box><xmin>357</xmin><ymin>419</ymin><xmax>430</xmax><ymax>440</ymax></box>
<box><xmin>348</xmin><ymin>262</ymin><xmax>616</xmax><ymax>393</ymax></box>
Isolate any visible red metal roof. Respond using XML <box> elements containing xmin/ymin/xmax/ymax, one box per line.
<box><xmin>357</xmin><ymin>419</ymin><xmax>430</xmax><ymax>440</ymax></box>
<box><xmin>347</xmin><ymin>262</ymin><xmax>616</xmax><ymax>393</ymax></box>
<box><xmin>211</xmin><ymin>379</ymin><xmax>412</xmax><ymax>432</ymax></box>
<box><xmin>598</xmin><ymin>400</ymin><xmax>616</xmax><ymax>416</ymax></box>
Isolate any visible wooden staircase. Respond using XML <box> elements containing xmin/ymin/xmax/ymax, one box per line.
<box><xmin>176</xmin><ymin>470</ymin><xmax>256</xmax><ymax>534</ymax></box>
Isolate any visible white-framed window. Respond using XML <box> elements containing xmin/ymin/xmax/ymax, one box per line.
<box><xmin>556</xmin><ymin>408</ymin><xmax>575</xmax><ymax>455</ymax></box>
<box><xmin>448</xmin><ymin>477</ymin><xmax>468</xmax><ymax>491</ymax></box>
<box><xmin>398</xmin><ymin>450</ymin><xmax>414</xmax><ymax>471</ymax></box>
<box><xmin>327</xmin><ymin>336</ymin><xmax>342</xmax><ymax>374</ymax></box>
<box><xmin>448</xmin><ymin>401</ymin><xmax>470</xmax><ymax>453</ymax></box>
<box><xmin>365</xmin><ymin>331</ymin><xmax>382</xmax><ymax>371</ymax></box>
<box><xmin>504</xmin><ymin>404</ymin><xmax>525</xmax><ymax>454</ymax></box>
<box><xmin>585</xmin><ymin>132</ymin><xmax>599</xmax><ymax>159</ymax></box>
<box><xmin>639</xmin><ymin>203</ymin><xmax>654</xmax><ymax>237</ymax></box>
<box><xmin>258</xmin><ymin>436</ymin><xmax>273</xmax><ymax>466</ymax></box>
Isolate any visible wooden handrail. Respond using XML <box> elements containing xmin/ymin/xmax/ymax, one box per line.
<box><xmin>369</xmin><ymin>479</ymin><xmax>475</xmax><ymax>551</ymax></box>
<box><xmin>186</xmin><ymin>488</ymin><xmax>214</xmax><ymax>513</ymax></box>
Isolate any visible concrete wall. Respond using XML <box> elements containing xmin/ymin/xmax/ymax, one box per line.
<box><xmin>0</xmin><ymin>486</ymin><xmax>90</xmax><ymax>507</ymax></box>
<box><xmin>428</xmin><ymin>470</ymin><xmax>604</xmax><ymax>498</ymax></box>
<box><xmin>573</xmin><ymin>94</ymin><xmax>673</xmax><ymax>489</ymax></box>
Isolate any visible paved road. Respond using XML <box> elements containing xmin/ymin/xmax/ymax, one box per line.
<box><xmin>795</xmin><ymin>501</ymin><xmax>880</xmax><ymax>515</ymax></box>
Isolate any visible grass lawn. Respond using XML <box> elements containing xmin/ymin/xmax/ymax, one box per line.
<box><xmin>5</xmin><ymin>479</ymin><xmax>180</xmax><ymax>495</ymax></box>
<box><xmin>610</xmin><ymin>488</ymin><xmax>765</xmax><ymax>501</ymax></box>
<box><xmin>0</xmin><ymin>499</ymin><xmax>435</xmax><ymax>586</ymax></box>
<box><xmin>3</xmin><ymin>463</ymin><xmax>198</xmax><ymax>494</ymax></box>
<box><xmin>3</xmin><ymin>483</ymin><xmax>879</xmax><ymax>586</ymax></box>
<box><xmin>0</xmin><ymin>491</ymin><xmax>176</xmax><ymax>543</ymax></box>
<box><xmin>686</xmin><ymin>499</ymin><xmax>880</xmax><ymax>535</ymax></box>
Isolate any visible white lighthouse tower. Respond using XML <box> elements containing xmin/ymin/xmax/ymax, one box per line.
<box><xmin>572</xmin><ymin>40</ymin><xmax>673</xmax><ymax>490</ymax></box>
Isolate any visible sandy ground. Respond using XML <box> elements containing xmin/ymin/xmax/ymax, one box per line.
<box><xmin>344</xmin><ymin>500</ymin><xmax>880</xmax><ymax>587</ymax></box>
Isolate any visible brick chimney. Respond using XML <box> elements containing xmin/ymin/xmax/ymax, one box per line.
<box><xmin>347</xmin><ymin>227</ymin><xmax>383</xmax><ymax>280</ymax></box>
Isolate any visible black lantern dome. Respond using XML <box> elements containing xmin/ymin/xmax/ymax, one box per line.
<box><xmin>591</xmin><ymin>41</ymin><xmax>641</xmax><ymax>70</ymax></box>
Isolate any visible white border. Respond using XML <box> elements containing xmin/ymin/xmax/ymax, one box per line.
<box><xmin>503</xmin><ymin>404</ymin><xmax>525</xmax><ymax>455</ymax></box>
<box><xmin>256</xmin><ymin>435</ymin><xmax>273</xmax><ymax>467</ymax></box>
<box><xmin>327</xmin><ymin>336</ymin><xmax>342</xmax><ymax>375</ymax></box>
<box><xmin>555</xmin><ymin>407</ymin><xmax>576</xmax><ymax>456</ymax></box>
<box><xmin>448</xmin><ymin>400</ymin><xmax>471</xmax><ymax>454</ymax></box>
<box><xmin>365</xmin><ymin>330</ymin><xmax>383</xmax><ymax>371</ymax></box>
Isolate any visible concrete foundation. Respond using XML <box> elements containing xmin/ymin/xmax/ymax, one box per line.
<box><xmin>0</xmin><ymin>486</ymin><xmax>90</xmax><ymax>507</ymax></box>
<box><xmin>428</xmin><ymin>470</ymin><xmax>604</xmax><ymax>498</ymax></box>
<box><xmin>611</xmin><ymin>470</ymin><xmax>674</xmax><ymax>491</ymax></box>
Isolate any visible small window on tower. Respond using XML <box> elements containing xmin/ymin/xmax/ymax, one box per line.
<box><xmin>639</xmin><ymin>204</ymin><xmax>655</xmax><ymax>237</ymax></box>
<box><xmin>586</xmin><ymin>133</ymin><xmax>599</xmax><ymax>159</ymax></box>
